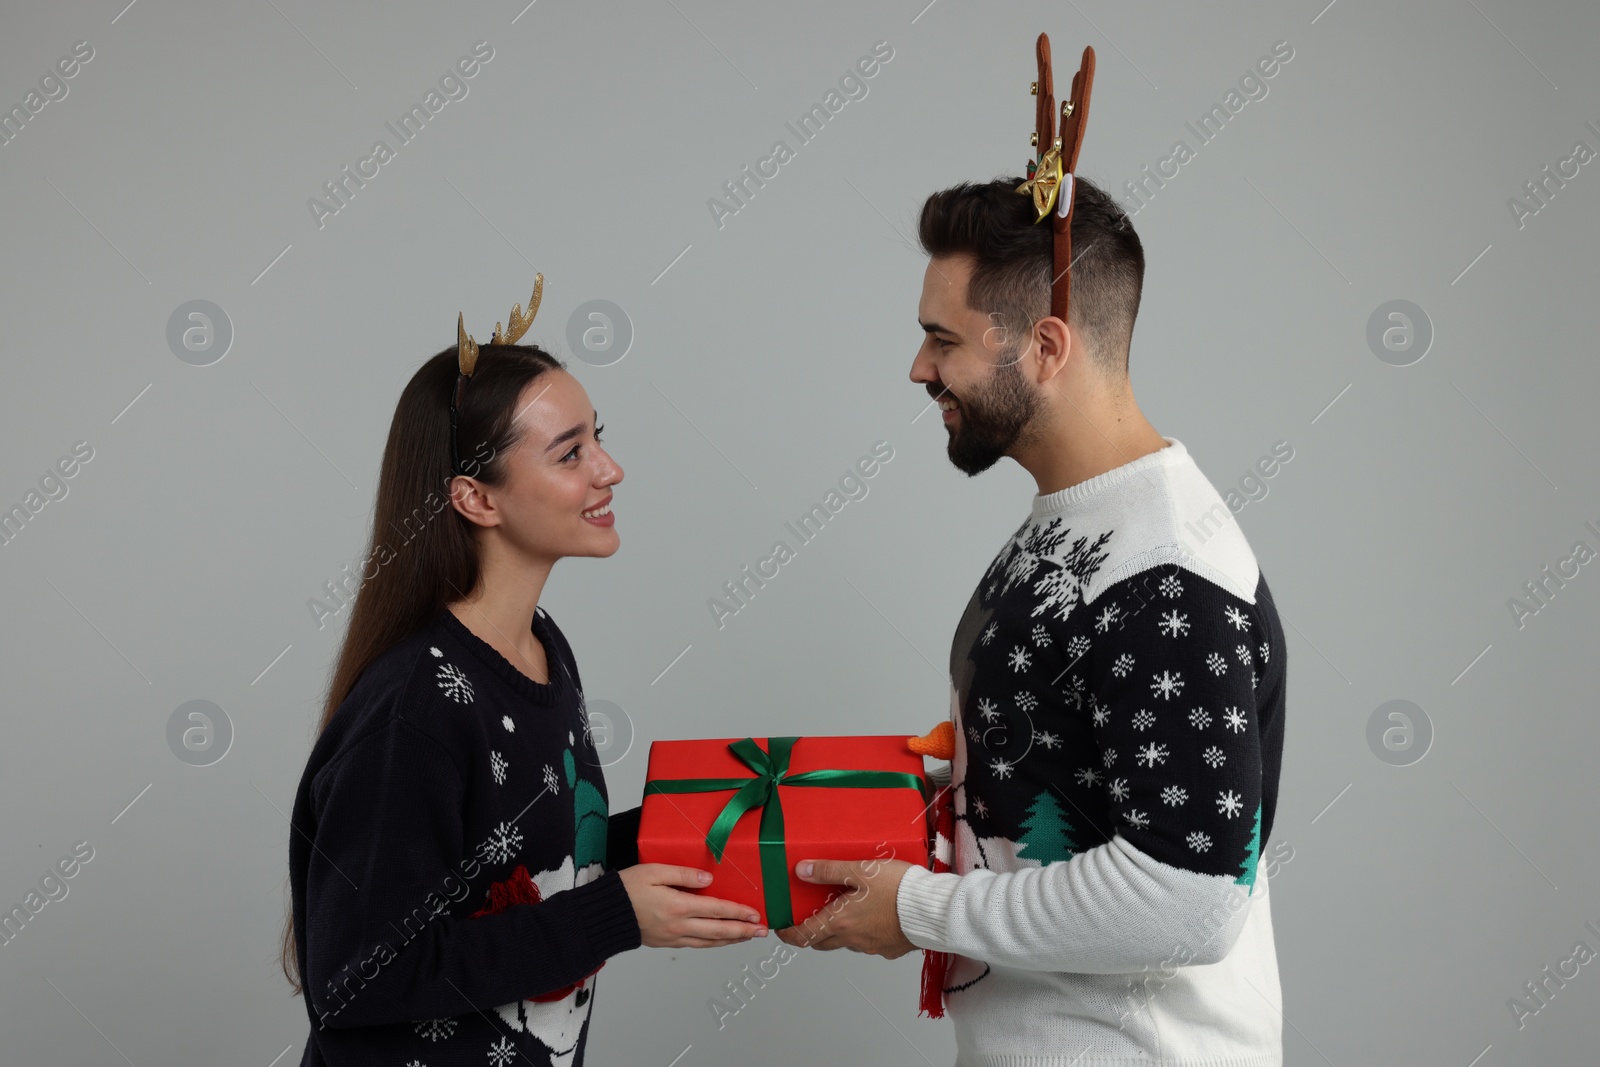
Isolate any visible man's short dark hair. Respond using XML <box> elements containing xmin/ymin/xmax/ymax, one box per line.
<box><xmin>917</xmin><ymin>175</ymin><xmax>1144</xmax><ymax>373</ymax></box>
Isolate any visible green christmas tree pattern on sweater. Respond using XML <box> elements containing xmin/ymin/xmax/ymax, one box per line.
<box><xmin>565</xmin><ymin>747</ymin><xmax>610</xmax><ymax>871</ymax></box>
<box><xmin>1016</xmin><ymin>789</ymin><xmax>1079</xmax><ymax>865</ymax></box>
<box><xmin>1235</xmin><ymin>801</ymin><xmax>1261</xmax><ymax>894</ymax></box>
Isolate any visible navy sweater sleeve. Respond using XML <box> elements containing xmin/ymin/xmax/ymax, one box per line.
<box><xmin>896</xmin><ymin>564</ymin><xmax>1278</xmax><ymax>972</ymax></box>
<box><xmin>303</xmin><ymin>719</ymin><xmax>641</xmax><ymax>1030</ymax></box>
<box><xmin>1086</xmin><ymin>568</ymin><xmax>1267</xmax><ymax>880</ymax></box>
<box><xmin>606</xmin><ymin>806</ymin><xmax>641</xmax><ymax>870</ymax></box>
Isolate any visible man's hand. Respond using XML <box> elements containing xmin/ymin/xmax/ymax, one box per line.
<box><xmin>774</xmin><ymin>857</ymin><xmax>917</xmax><ymax>959</ymax></box>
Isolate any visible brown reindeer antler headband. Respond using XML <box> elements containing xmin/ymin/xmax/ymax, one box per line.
<box><xmin>1014</xmin><ymin>35</ymin><xmax>1096</xmax><ymax>323</ymax></box>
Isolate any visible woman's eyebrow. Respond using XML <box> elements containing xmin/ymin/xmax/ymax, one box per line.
<box><xmin>544</xmin><ymin>409</ymin><xmax>598</xmax><ymax>452</ymax></box>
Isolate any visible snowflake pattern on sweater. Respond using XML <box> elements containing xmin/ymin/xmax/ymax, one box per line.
<box><xmin>946</xmin><ymin>522</ymin><xmax>1284</xmax><ymax>933</ymax></box>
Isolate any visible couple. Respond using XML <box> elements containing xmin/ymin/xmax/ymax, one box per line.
<box><xmin>284</xmin><ymin>170</ymin><xmax>1287</xmax><ymax>1067</ymax></box>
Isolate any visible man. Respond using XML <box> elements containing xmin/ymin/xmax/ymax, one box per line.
<box><xmin>778</xmin><ymin>174</ymin><xmax>1288</xmax><ymax>1065</ymax></box>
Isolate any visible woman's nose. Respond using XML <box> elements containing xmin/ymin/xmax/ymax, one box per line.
<box><xmin>597</xmin><ymin>449</ymin><xmax>623</xmax><ymax>486</ymax></box>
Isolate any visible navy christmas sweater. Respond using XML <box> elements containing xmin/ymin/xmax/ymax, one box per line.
<box><xmin>289</xmin><ymin>605</ymin><xmax>643</xmax><ymax>1067</ymax></box>
<box><xmin>897</xmin><ymin>438</ymin><xmax>1289</xmax><ymax>1065</ymax></box>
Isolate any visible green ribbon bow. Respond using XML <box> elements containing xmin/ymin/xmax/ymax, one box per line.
<box><xmin>642</xmin><ymin>736</ymin><xmax>925</xmax><ymax>928</ymax></box>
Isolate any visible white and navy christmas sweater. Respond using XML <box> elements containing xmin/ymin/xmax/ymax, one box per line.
<box><xmin>897</xmin><ymin>438</ymin><xmax>1288</xmax><ymax>1067</ymax></box>
<box><xmin>289</xmin><ymin>605</ymin><xmax>643</xmax><ymax>1067</ymax></box>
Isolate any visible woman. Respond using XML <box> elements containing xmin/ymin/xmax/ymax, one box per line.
<box><xmin>283</xmin><ymin>281</ymin><xmax>765</xmax><ymax>1067</ymax></box>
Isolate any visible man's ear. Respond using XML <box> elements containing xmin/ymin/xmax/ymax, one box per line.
<box><xmin>1033</xmin><ymin>315</ymin><xmax>1072</xmax><ymax>384</ymax></box>
<box><xmin>449</xmin><ymin>476</ymin><xmax>499</xmax><ymax>529</ymax></box>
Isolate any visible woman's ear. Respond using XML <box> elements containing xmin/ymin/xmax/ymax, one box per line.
<box><xmin>449</xmin><ymin>475</ymin><xmax>500</xmax><ymax>529</ymax></box>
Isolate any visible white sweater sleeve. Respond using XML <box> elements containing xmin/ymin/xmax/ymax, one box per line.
<box><xmin>896</xmin><ymin>833</ymin><xmax>1255</xmax><ymax>974</ymax></box>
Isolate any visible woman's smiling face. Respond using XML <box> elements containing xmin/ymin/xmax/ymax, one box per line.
<box><xmin>471</xmin><ymin>369</ymin><xmax>623</xmax><ymax>563</ymax></box>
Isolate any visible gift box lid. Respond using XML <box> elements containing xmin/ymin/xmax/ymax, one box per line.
<box><xmin>638</xmin><ymin>734</ymin><xmax>931</xmax><ymax>851</ymax></box>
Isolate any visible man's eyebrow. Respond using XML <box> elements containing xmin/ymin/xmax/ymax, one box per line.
<box><xmin>544</xmin><ymin>409</ymin><xmax>598</xmax><ymax>452</ymax></box>
<box><xmin>920</xmin><ymin>319</ymin><xmax>961</xmax><ymax>337</ymax></box>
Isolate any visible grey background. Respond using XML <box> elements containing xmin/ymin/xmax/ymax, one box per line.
<box><xmin>1</xmin><ymin>0</ymin><xmax>1596</xmax><ymax>1063</ymax></box>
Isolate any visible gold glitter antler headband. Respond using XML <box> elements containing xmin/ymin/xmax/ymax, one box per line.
<box><xmin>450</xmin><ymin>274</ymin><xmax>545</xmax><ymax>475</ymax></box>
<box><xmin>456</xmin><ymin>273</ymin><xmax>545</xmax><ymax>377</ymax></box>
<box><xmin>1015</xmin><ymin>35</ymin><xmax>1096</xmax><ymax>323</ymax></box>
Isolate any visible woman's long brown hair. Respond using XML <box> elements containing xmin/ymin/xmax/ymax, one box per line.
<box><xmin>280</xmin><ymin>343</ymin><xmax>565</xmax><ymax>994</ymax></box>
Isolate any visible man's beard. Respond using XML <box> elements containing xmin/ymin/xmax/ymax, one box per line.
<box><xmin>945</xmin><ymin>349</ymin><xmax>1041</xmax><ymax>476</ymax></box>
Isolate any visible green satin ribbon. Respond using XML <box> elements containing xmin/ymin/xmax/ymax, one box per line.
<box><xmin>642</xmin><ymin>736</ymin><xmax>925</xmax><ymax>928</ymax></box>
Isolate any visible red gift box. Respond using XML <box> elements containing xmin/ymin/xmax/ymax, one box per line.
<box><xmin>637</xmin><ymin>735</ymin><xmax>931</xmax><ymax>929</ymax></box>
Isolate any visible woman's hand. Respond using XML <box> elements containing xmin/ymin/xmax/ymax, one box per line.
<box><xmin>619</xmin><ymin>864</ymin><xmax>768</xmax><ymax>948</ymax></box>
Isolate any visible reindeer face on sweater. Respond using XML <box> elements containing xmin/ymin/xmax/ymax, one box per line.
<box><xmin>480</xmin><ymin>854</ymin><xmax>608</xmax><ymax>1063</ymax></box>
<box><xmin>493</xmin><ymin>974</ymin><xmax>593</xmax><ymax>1066</ymax></box>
